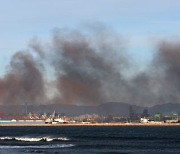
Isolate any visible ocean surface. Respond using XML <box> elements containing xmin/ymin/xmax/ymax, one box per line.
<box><xmin>0</xmin><ymin>126</ymin><xmax>180</xmax><ymax>154</ymax></box>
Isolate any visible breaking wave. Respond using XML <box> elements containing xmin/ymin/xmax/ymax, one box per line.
<box><xmin>0</xmin><ymin>136</ymin><xmax>69</xmax><ymax>142</ymax></box>
<box><xmin>0</xmin><ymin>144</ymin><xmax>75</xmax><ymax>149</ymax></box>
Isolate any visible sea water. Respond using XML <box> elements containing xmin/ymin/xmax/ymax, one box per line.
<box><xmin>0</xmin><ymin>126</ymin><xmax>180</xmax><ymax>153</ymax></box>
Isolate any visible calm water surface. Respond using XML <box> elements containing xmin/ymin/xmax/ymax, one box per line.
<box><xmin>0</xmin><ymin>126</ymin><xmax>180</xmax><ymax>153</ymax></box>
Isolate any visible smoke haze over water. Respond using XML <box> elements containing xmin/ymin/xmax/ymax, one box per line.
<box><xmin>0</xmin><ymin>27</ymin><xmax>180</xmax><ymax>107</ymax></box>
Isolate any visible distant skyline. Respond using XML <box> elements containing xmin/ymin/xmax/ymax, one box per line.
<box><xmin>1</xmin><ymin>0</ymin><xmax>180</xmax><ymax>76</ymax></box>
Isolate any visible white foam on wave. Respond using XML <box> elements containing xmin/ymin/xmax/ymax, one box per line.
<box><xmin>46</xmin><ymin>138</ymin><xmax>53</xmax><ymax>142</ymax></box>
<box><xmin>16</xmin><ymin>137</ymin><xmax>42</xmax><ymax>142</ymax></box>
<box><xmin>0</xmin><ymin>136</ymin><xmax>69</xmax><ymax>142</ymax></box>
<box><xmin>58</xmin><ymin>137</ymin><xmax>69</xmax><ymax>141</ymax></box>
<box><xmin>46</xmin><ymin>137</ymin><xmax>69</xmax><ymax>141</ymax></box>
<box><xmin>0</xmin><ymin>144</ymin><xmax>75</xmax><ymax>149</ymax></box>
<box><xmin>0</xmin><ymin>137</ymin><xmax>13</xmax><ymax>140</ymax></box>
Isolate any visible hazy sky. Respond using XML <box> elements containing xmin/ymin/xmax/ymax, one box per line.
<box><xmin>0</xmin><ymin>0</ymin><xmax>180</xmax><ymax>75</ymax></box>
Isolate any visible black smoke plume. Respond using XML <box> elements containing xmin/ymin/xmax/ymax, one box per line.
<box><xmin>152</xmin><ymin>41</ymin><xmax>180</xmax><ymax>104</ymax></box>
<box><xmin>1</xmin><ymin>27</ymin><xmax>180</xmax><ymax>107</ymax></box>
<box><xmin>127</xmin><ymin>40</ymin><xmax>180</xmax><ymax>106</ymax></box>
<box><xmin>0</xmin><ymin>51</ymin><xmax>44</xmax><ymax>104</ymax></box>
<box><xmin>51</xmin><ymin>28</ymin><xmax>128</xmax><ymax>104</ymax></box>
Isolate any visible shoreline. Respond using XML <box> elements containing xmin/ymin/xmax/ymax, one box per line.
<box><xmin>1</xmin><ymin>123</ymin><xmax>180</xmax><ymax>127</ymax></box>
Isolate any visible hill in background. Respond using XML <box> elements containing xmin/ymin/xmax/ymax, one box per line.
<box><xmin>1</xmin><ymin>102</ymin><xmax>180</xmax><ymax>117</ymax></box>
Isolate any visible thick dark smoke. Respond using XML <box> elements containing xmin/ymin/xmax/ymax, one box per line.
<box><xmin>0</xmin><ymin>51</ymin><xmax>44</xmax><ymax>104</ymax></box>
<box><xmin>127</xmin><ymin>41</ymin><xmax>180</xmax><ymax>106</ymax></box>
<box><xmin>152</xmin><ymin>41</ymin><xmax>180</xmax><ymax>104</ymax></box>
<box><xmin>0</xmin><ymin>27</ymin><xmax>128</xmax><ymax>105</ymax></box>
<box><xmin>1</xmin><ymin>27</ymin><xmax>180</xmax><ymax>106</ymax></box>
<box><xmin>52</xmin><ymin>28</ymin><xmax>128</xmax><ymax>104</ymax></box>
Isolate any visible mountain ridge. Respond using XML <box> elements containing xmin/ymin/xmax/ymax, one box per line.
<box><xmin>0</xmin><ymin>102</ymin><xmax>180</xmax><ymax>117</ymax></box>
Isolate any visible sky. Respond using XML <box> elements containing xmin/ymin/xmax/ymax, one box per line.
<box><xmin>0</xmin><ymin>0</ymin><xmax>180</xmax><ymax>76</ymax></box>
